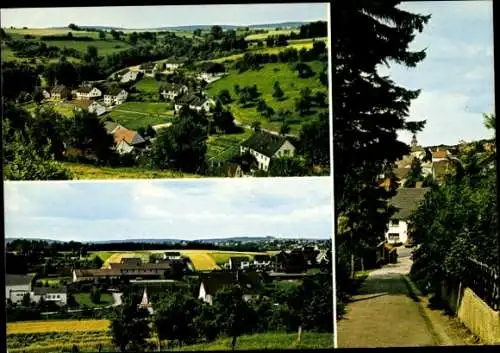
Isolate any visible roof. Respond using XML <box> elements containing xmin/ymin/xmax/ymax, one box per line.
<box><xmin>105</xmin><ymin>87</ymin><xmax>125</xmax><ymax>96</ymax></box>
<box><xmin>33</xmin><ymin>286</ymin><xmax>67</xmax><ymax>295</ymax></box>
<box><xmin>104</xmin><ymin>121</ymin><xmax>119</xmax><ymax>133</ymax></box>
<box><xmin>51</xmin><ymin>85</ymin><xmax>68</xmax><ymax>94</ymax></box>
<box><xmin>176</xmin><ymin>93</ymin><xmax>206</xmax><ymax>107</ymax></box>
<box><xmin>6</xmin><ymin>274</ymin><xmax>35</xmax><ymax>286</ymax></box>
<box><xmin>113</xmin><ymin>126</ymin><xmax>146</xmax><ymax>146</ymax></box>
<box><xmin>161</xmin><ymin>83</ymin><xmax>186</xmax><ymax>92</ymax></box>
<box><xmin>166</xmin><ymin>57</ymin><xmax>187</xmax><ymax>64</ymax></box>
<box><xmin>200</xmin><ymin>272</ymin><xmax>263</xmax><ymax>296</ymax></box>
<box><xmin>72</xmin><ymin>100</ymin><xmax>94</xmax><ymax>110</ymax></box>
<box><xmin>140</xmin><ymin>62</ymin><xmax>155</xmax><ymax>69</ymax></box>
<box><xmin>254</xmin><ymin>254</ymin><xmax>272</xmax><ymax>262</ymax></box>
<box><xmin>432</xmin><ymin>150</ymin><xmax>448</xmax><ymax>159</ymax></box>
<box><xmin>389</xmin><ymin>187</ymin><xmax>430</xmax><ymax>220</ymax></box>
<box><xmin>229</xmin><ymin>256</ymin><xmax>250</xmax><ymax>263</ymax></box>
<box><xmin>76</xmin><ymin>86</ymin><xmax>95</xmax><ymax>93</ymax></box>
<box><xmin>75</xmin><ymin>269</ymin><xmax>122</xmax><ymax>277</ymax></box>
<box><xmin>120</xmin><ymin>257</ymin><xmax>142</xmax><ymax>266</ymax></box>
<box><xmin>241</xmin><ymin>131</ymin><xmax>289</xmax><ymax>158</ymax></box>
<box><xmin>165</xmin><ymin>252</ymin><xmax>181</xmax><ymax>257</ymax></box>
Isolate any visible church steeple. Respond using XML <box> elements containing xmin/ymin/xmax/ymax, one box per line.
<box><xmin>411</xmin><ymin>133</ymin><xmax>418</xmax><ymax>149</ymax></box>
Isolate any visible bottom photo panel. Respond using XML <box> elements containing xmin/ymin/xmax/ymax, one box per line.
<box><xmin>4</xmin><ymin>177</ymin><xmax>334</xmax><ymax>352</ymax></box>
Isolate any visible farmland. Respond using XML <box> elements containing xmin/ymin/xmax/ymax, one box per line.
<box><xmin>133</xmin><ymin>77</ymin><xmax>164</xmax><ymax>93</ymax></box>
<box><xmin>95</xmin><ymin>249</ymin><xmax>268</xmax><ymax>270</ymax></box>
<box><xmin>207</xmin><ymin>61</ymin><xmax>328</xmax><ymax>133</ymax></box>
<box><xmin>105</xmin><ymin>101</ymin><xmax>174</xmax><ymax>130</ymax></box>
<box><xmin>7</xmin><ymin>319</ymin><xmax>110</xmax><ymax>334</ymax></box>
<box><xmin>74</xmin><ymin>292</ymin><xmax>114</xmax><ymax>307</ymax></box>
<box><xmin>206</xmin><ymin>130</ymin><xmax>253</xmax><ymax>161</ymax></box>
<box><xmin>245</xmin><ymin>29</ymin><xmax>299</xmax><ymax>41</ymax></box>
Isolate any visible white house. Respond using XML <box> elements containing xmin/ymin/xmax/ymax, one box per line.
<box><xmin>120</xmin><ymin>71</ymin><xmax>139</xmax><ymax>83</ymax></box>
<box><xmin>385</xmin><ymin>187</ymin><xmax>430</xmax><ymax>245</ymax></box>
<box><xmin>160</xmin><ymin>83</ymin><xmax>188</xmax><ymax>101</ymax></box>
<box><xmin>31</xmin><ymin>287</ymin><xmax>68</xmax><ymax>306</ymax></box>
<box><xmin>138</xmin><ymin>62</ymin><xmax>158</xmax><ymax>77</ymax></box>
<box><xmin>174</xmin><ymin>94</ymin><xmax>214</xmax><ymax>113</ymax></box>
<box><xmin>75</xmin><ymin>87</ymin><xmax>102</xmax><ymax>100</ymax></box>
<box><xmin>240</xmin><ymin>131</ymin><xmax>296</xmax><ymax>172</ymax></box>
<box><xmin>41</xmin><ymin>89</ymin><xmax>51</xmax><ymax>99</ymax></box>
<box><xmin>253</xmin><ymin>255</ymin><xmax>273</xmax><ymax>269</ymax></box>
<box><xmin>103</xmin><ymin>88</ymin><xmax>128</xmax><ymax>106</ymax></box>
<box><xmin>6</xmin><ymin>274</ymin><xmax>35</xmax><ymax>304</ymax></box>
<box><xmin>162</xmin><ymin>252</ymin><xmax>183</xmax><ymax>261</ymax></box>
<box><xmin>73</xmin><ymin>100</ymin><xmax>106</xmax><ymax>116</ymax></box>
<box><xmin>164</xmin><ymin>59</ymin><xmax>185</xmax><ymax>71</ymax></box>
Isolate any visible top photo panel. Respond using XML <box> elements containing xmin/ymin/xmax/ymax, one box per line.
<box><xmin>1</xmin><ymin>3</ymin><xmax>331</xmax><ymax>180</ymax></box>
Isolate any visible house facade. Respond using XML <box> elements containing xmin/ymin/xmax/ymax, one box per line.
<box><xmin>31</xmin><ymin>287</ymin><xmax>68</xmax><ymax>306</ymax></box>
<box><xmin>73</xmin><ymin>100</ymin><xmax>106</xmax><ymax>116</ymax></box>
<box><xmin>104</xmin><ymin>88</ymin><xmax>128</xmax><ymax>106</ymax></box>
<box><xmin>6</xmin><ymin>274</ymin><xmax>35</xmax><ymax>304</ymax></box>
<box><xmin>385</xmin><ymin>187</ymin><xmax>430</xmax><ymax>245</ymax></box>
<box><xmin>160</xmin><ymin>83</ymin><xmax>188</xmax><ymax>101</ymax></box>
<box><xmin>174</xmin><ymin>94</ymin><xmax>214</xmax><ymax>113</ymax></box>
<box><xmin>75</xmin><ymin>87</ymin><xmax>102</xmax><ymax>100</ymax></box>
<box><xmin>50</xmin><ymin>85</ymin><xmax>70</xmax><ymax>100</ymax></box>
<box><xmin>240</xmin><ymin>131</ymin><xmax>296</xmax><ymax>172</ymax></box>
<box><xmin>105</xmin><ymin>124</ymin><xmax>147</xmax><ymax>155</ymax></box>
<box><xmin>120</xmin><ymin>71</ymin><xmax>139</xmax><ymax>83</ymax></box>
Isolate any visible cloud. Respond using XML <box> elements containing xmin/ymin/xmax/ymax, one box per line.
<box><xmin>4</xmin><ymin>178</ymin><xmax>333</xmax><ymax>241</ymax></box>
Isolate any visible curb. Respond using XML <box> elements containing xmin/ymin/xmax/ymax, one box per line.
<box><xmin>402</xmin><ymin>275</ymin><xmax>454</xmax><ymax>346</ymax></box>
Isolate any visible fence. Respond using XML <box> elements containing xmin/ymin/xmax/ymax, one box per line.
<box><xmin>461</xmin><ymin>257</ymin><xmax>499</xmax><ymax>311</ymax></box>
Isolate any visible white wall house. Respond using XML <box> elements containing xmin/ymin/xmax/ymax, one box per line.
<box><xmin>174</xmin><ymin>96</ymin><xmax>214</xmax><ymax>114</ymax></box>
<box><xmin>385</xmin><ymin>188</ymin><xmax>430</xmax><ymax>245</ymax></box>
<box><xmin>240</xmin><ymin>132</ymin><xmax>296</xmax><ymax>172</ymax></box>
<box><xmin>42</xmin><ymin>89</ymin><xmax>51</xmax><ymax>99</ymax></box>
<box><xmin>74</xmin><ymin>100</ymin><xmax>106</xmax><ymax>116</ymax></box>
<box><xmin>6</xmin><ymin>275</ymin><xmax>34</xmax><ymax>304</ymax></box>
<box><xmin>161</xmin><ymin>84</ymin><xmax>188</xmax><ymax>101</ymax></box>
<box><xmin>165</xmin><ymin>61</ymin><xmax>184</xmax><ymax>70</ymax></box>
<box><xmin>104</xmin><ymin>89</ymin><xmax>128</xmax><ymax>106</ymax></box>
<box><xmin>76</xmin><ymin>87</ymin><xmax>102</xmax><ymax>100</ymax></box>
<box><xmin>31</xmin><ymin>287</ymin><xmax>68</xmax><ymax>306</ymax></box>
<box><xmin>120</xmin><ymin>71</ymin><xmax>139</xmax><ymax>83</ymax></box>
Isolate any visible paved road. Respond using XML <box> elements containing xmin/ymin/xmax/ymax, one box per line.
<box><xmin>337</xmin><ymin>247</ymin><xmax>439</xmax><ymax>348</ymax></box>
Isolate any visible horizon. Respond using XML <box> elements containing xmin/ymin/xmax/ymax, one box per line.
<box><xmin>0</xmin><ymin>4</ymin><xmax>328</xmax><ymax>29</ymax></box>
<box><xmin>4</xmin><ymin>178</ymin><xmax>332</xmax><ymax>242</ymax></box>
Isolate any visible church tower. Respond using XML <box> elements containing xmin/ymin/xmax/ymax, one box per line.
<box><xmin>411</xmin><ymin>133</ymin><xmax>418</xmax><ymax>149</ymax></box>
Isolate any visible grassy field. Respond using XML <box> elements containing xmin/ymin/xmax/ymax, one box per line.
<box><xmin>105</xmin><ymin>101</ymin><xmax>173</xmax><ymax>130</ymax></box>
<box><xmin>90</xmin><ymin>251</ymin><xmax>115</xmax><ymax>263</ymax></box>
<box><xmin>73</xmin><ymin>292</ymin><xmax>114</xmax><ymax>308</ymax></box>
<box><xmin>245</xmin><ymin>29</ymin><xmax>299</xmax><ymax>41</ymax></box>
<box><xmin>61</xmin><ymin>162</ymin><xmax>200</xmax><ymax>180</ymax></box>
<box><xmin>206</xmin><ymin>129</ymin><xmax>253</xmax><ymax>161</ymax></box>
<box><xmin>207</xmin><ymin>61</ymin><xmax>328</xmax><ymax>133</ymax></box>
<box><xmin>7</xmin><ymin>319</ymin><xmax>110</xmax><ymax>334</ymax></box>
<box><xmin>175</xmin><ymin>332</ymin><xmax>334</xmax><ymax>350</ymax></box>
<box><xmin>38</xmin><ymin>277</ymin><xmax>70</xmax><ymax>286</ymax></box>
<box><xmin>5</xmin><ymin>28</ymin><xmax>101</xmax><ymax>38</ymax></box>
<box><xmin>133</xmin><ymin>77</ymin><xmax>163</xmax><ymax>93</ymax></box>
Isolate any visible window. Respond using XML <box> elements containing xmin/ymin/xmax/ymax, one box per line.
<box><xmin>391</xmin><ymin>219</ymin><xmax>399</xmax><ymax>226</ymax></box>
<box><xmin>284</xmin><ymin>150</ymin><xmax>289</xmax><ymax>155</ymax></box>
<box><xmin>388</xmin><ymin>233</ymin><xmax>400</xmax><ymax>241</ymax></box>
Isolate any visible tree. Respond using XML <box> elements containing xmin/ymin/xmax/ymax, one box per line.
<box><xmin>154</xmin><ymin>293</ymin><xmax>201</xmax><ymax>347</ymax></box>
<box><xmin>110</xmin><ymin>294</ymin><xmax>151</xmax><ymax>352</ymax></box>
<box><xmin>84</xmin><ymin>45</ymin><xmax>99</xmax><ymax>63</ymax></box>
<box><xmin>67</xmin><ymin>32</ymin><xmax>73</xmax><ymax>39</ymax></box>
<box><xmin>22</xmin><ymin>293</ymin><xmax>31</xmax><ymax>307</ymax></box>
<box><xmin>92</xmin><ymin>255</ymin><xmax>104</xmax><ymax>269</ymax></box>
<box><xmin>111</xmin><ymin>29</ymin><xmax>120</xmax><ymax>40</ymax></box>
<box><xmin>279</xmin><ymin>122</ymin><xmax>291</xmax><ymax>136</ymax></box>
<box><xmin>250</xmin><ymin>121</ymin><xmax>261</xmax><ymax>132</ymax></box>
<box><xmin>212</xmin><ymin>286</ymin><xmax>254</xmax><ymax>350</ymax></box>
<box><xmin>91</xmin><ymin>286</ymin><xmax>101</xmax><ymax>304</ymax></box>
<box><xmin>268</xmin><ymin>156</ymin><xmax>308</xmax><ymax>177</ymax></box>
<box><xmin>272</xmin><ymin>81</ymin><xmax>284</xmax><ymax>100</ymax></box>
<box><xmin>33</xmin><ymin>87</ymin><xmax>45</xmax><ymax>104</ymax></box>
<box><xmin>193</xmin><ymin>29</ymin><xmax>202</xmax><ymax>37</ymax></box>
<box><xmin>333</xmin><ymin>1</ymin><xmax>430</xmax><ymax>282</ymax></box>
<box><xmin>404</xmin><ymin>157</ymin><xmax>423</xmax><ymax>187</ymax></box>
<box><xmin>211</xmin><ymin>25</ymin><xmax>223</xmax><ymax>40</ymax></box>
<box><xmin>99</xmin><ymin>31</ymin><xmax>106</xmax><ymax>40</ymax></box>
<box><xmin>234</xmin><ymin>84</ymin><xmax>240</xmax><ymax>95</ymax></box>
<box><xmin>294</xmin><ymin>62</ymin><xmax>314</xmax><ymax>78</ymax></box>
<box><xmin>68</xmin><ymin>23</ymin><xmax>79</xmax><ymax>31</ymax></box>
<box><xmin>217</xmin><ymin>89</ymin><xmax>232</xmax><ymax>104</ymax></box>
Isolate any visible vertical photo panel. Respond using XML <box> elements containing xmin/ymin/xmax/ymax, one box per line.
<box><xmin>333</xmin><ymin>0</ymin><xmax>498</xmax><ymax>348</ymax></box>
<box><xmin>4</xmin><ymin>177</ymin><xmax>334</xmax><ymax>351</ymax></box>
<box><xmin>1</xmin><ymin>2</ymin><xmax>330</xmax><ymax>180</ymax></box>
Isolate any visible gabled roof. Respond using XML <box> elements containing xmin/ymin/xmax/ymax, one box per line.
<box><xmin>176</xmin><ymin>93</ymin><xmax>206</xmax><ymax>107</ymax></box>
<box><xmin>166</xmin><ymin>57</ymin><xmax>187</xmax><ymax>64</ymax></box>
<box><xmin>241</xmin><ymin>131</ymin><xmax>289</xmax><ymax>158</ymax></box>
<box><xmin>72</xmin><ymin>100</ymin><xmax>96</xmax><ymax>110</ymax></box>
<box><xmin>229</xmin><ymin>256</ymin><xmax>250</xmax><ymax>264</ymax></box>
<box><xmin>76</xmin><ymin>86</ymin><xmax>96</xmax><ymax>93</ymax></box>
<box><xmin>254</xmin><ymin>254</ymin><xmax>272</xmax><ymax>262</ymax></box>
<box><xmin>33</xmin><ymin>286</ymin><xmax>67</xmax><ymax>295</ymax></box>
<box><xmin>164</xmin><ymin>252</ymin><xmax>182</xmax><ymax>257</ymax></box>
<box><xmin>104</xmin><ymin>87</ymin><xmax>125</xmax><ymax>96</ymax></box>
<box><xmin>6</xmin><ymin>274</ymin><xmax>35</xmax><ymax>286</ymax></box>
<box><xmin>389</xmin><ymin>187</ymin><xmax>430</xmax><ymax>220</ymax></box>
<box><xmin>104</xmin><ymin>121</ymin><xmax>120</xmax><ymax>134</ymax></box>
<box><xmin>113</xmin><ymin>126</ymin><xmax>146</xmax><ymax>146</ymax></box>
<box><xmin>200</xmin><ymin>272</ymin><xmax>263</xmax><ymax>296</ymax></box>
<box><xmin>139</xmin><ymin>62</ymin><xmax>155</xmax><ymax>70</ymax></box>
<box><xmin>51</xmin><ymin>85</ymin><xmax>68</xmax><ymax>94</ymax></box>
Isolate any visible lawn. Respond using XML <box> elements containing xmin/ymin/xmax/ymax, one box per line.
<box><xmin>133</xmin><ymin>77</ymin><xmax>163</xmax><ymax>93</ymax></box>
<box><xmin>206</xmin><ymin>129</ymin><xmax>253</xmax><ymax>161</ymax></box>
<box><xmin>60</xmin><ymin>162</ymin><xmax>200</xmax><ymax>180</ymax></box>
<box><xmin>104</xmin><ymin>101</ymin><xmax>174</xmax><ymax>130</ymax></box>
<box><xmin>207</xmin><ymin>61</ymin><xmax>328</xmax><ymax>133</ymax></box>
<box><xmin>174</xmin><ymin>331</ymin><xmax>334</xmax><ymax>350</ymax></box>
<box><xmin>73</xmin><ymin>292</ymin><xmax>114</xmax><ymax>308</ymax></box>
<box><xmin>5</xmin><ymin>28</ymin><xmax>101</xmax><ymax>38</ymax></box>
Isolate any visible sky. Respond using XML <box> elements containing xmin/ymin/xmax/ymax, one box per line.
<box><xmin>4</xmin><ymin>178</ymin><xmax>333</xmax><ymax>242</ymax></box>
<box><xmin>0</xmin><ymin>3</ymin><xmax>328</xmax><ymax>28</ymax></box>
<box><xmin>380</xmin><ymin>1</ymin><xmax>495</xmax><ymax>147</ymax></box>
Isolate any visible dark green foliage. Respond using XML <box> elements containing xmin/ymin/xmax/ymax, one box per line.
<box><xmin>272</xmin><ymin>81</ymin><xmax>285</xmax><ymax>100</ymax></box>
<box><xmin>217</xmin><ymin>89</ymin><xmax>232</xmax><ymax>104</ymax></box>
<box><xmin>268</xmin><ymin>157</ymin><xmax>308</xmax><ymax>177</ymax></box>
<box><xmin>92</xmin><ymin>256</ymin><xmax>104</xmax><ymax>269</ymax></box>
<box><xmin>298</xmin><ymin>112</ymin><xmax>330</xmax><ymax>167</ymax></box>
<box><xmin>333</xmin><ymin>1</ymin><xmax>430</xmax><ymax>288</ymax></box>
<box><xmin>404</xmin><ymin>157</ymin><xmax>424</xmax><ymax>187</ymax></box>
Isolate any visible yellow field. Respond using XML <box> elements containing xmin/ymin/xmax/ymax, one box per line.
<box><xmin>5</xmin><ymin>28</ymin><xmax>100</xmax><ymax>38</ymax></box>
<box><xmin>7</xmin><ymin>320</ymin><xmax>110</xmax><ymax>334</ymax></box>
<box><xmin>180</xmin><ymin>251</ymin><xmax>220</xmax><ymax>270</ymax></box>
<box><xmin>102</xmin><ymin>252</ymin><xmax>151</xmax><ymax>267</ymax></box>
<box><xmin>245</xmin><ymin>29</ymin><xmax>298</xmax><ymax>41</ymax></box>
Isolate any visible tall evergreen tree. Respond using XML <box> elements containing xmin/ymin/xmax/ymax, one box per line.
<box><xmin>333</xmin><ymin>1</ymin><xmax>430</xmax><ymax>279</ymax></box>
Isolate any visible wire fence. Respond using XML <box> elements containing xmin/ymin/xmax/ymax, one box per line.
<box><xmin>462</xmin><ymin>257</ymin><xmax>500</xmax><ymax>311</ymax></box>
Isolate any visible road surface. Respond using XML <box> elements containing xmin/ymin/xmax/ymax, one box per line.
<box><xmin>336</xmin><ymin>247</ymin><xmax>439</xmax><ymax>348</ymax></box>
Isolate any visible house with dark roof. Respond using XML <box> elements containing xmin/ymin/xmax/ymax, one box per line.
<box><xmin>198</xmin><ymin>272</ymin><xmax>263</xmax><ymax>305</ymax></box>
<box><xmin>174</xmin><ymin>93</ymin><xmax>214</xmax><ymax>113</ymax></box>
<box><xmin>160</xmin><ymin>83</ymin><xmax>188</xmax><ymax>101</ymax></box>
<box><xmin>50</xmin><ymin>85</ymin><xmax>71</xmax><ymax>100</ymax></box>
<box><xmin>253</xmin><ymin>254</ymin><xmax>273</xmax><ymax>269</ymax></box>
<box><xmin>103</xmin><ymin>87</ymin><xmax>128</xmax><ymax>106</ymax></box>
<box><xmin>139</xmin><ymin>62</ymin><xmax>158</xmax><ymax>76</ymax></box>
<box><xmin>6</xmin><ymin>274</ymin><xmax>35</xmax><ymax>304</ymax></box>
<box><xmin>240</xmin><ymin>131</ymin><xmax>296</xmax><ymax>172</ymax></box>
<box><xmin>31</xmin><ymin>286</ymin><xmax>68</xmax><ymax>306</ymax></box>
<box><xmin>75</xmin><ymin>86</ymin><xmax>102</xmax><ymax>100</ymax></box>
<box><xmin>386</xmin><ymin>187</ymin><xmax>430</xmax><ymax>245</ymax></box>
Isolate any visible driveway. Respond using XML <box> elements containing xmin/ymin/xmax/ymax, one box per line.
<box><xmin>336</xmin><ymin>247</ymin><xmax>439</xmax><ymax>348</ymax></box>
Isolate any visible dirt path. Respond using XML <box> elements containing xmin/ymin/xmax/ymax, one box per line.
<box><xmin>336</xmin><ymin>247</ymin><xmax>469</xmax><ymax>348</ymax></box>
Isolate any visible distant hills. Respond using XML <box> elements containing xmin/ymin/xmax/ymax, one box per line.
<box><xmin>47</xmin><ymin>21</ymin><xmax>311</xmax><ymax>32</ymax></box>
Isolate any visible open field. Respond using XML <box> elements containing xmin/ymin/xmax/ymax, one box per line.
<box><xmin>105</xmin><ymin>101</ymin><xmax>173</xmax><ymax>130</ymax></box>
<box><xmin>102</xmin><ymin>252</ymin><xmax>153</xmax><ymax>267</ymax></box>
<box><xmin>245</xmin><ymin>29</ymin><xmax>299</xmax><ymax>41</ymax></box>
<box><xmin>175</xmin><ymin>331</ymin><xmax>334</xmax><ymax>350</ymax></box>
<box><xmin>5</xmin><ymin>28</ymin><xmax>102</xmax><ymax>38</ymax></box>
<box><xmin>206</xmin><ymin>130</ymin><xmax>253</xmax><ymax>161</ymax></box>
<box><xmin>74</xmin><ymin>292</ymin><xmax>114</xmax><ymax>308</ymax></box>
<box><xmin>207</xmin><ymin>61</ymin><xmax>328</xmax><ymax>133</ymax></box>
<box><xmin>133</xmin><ymin>77</ymin><xmax>163</xmax><ymax>93</ymax></box>
<box><xmin>90</xmin><ymin>251</ymin><xmax>114</xmax><ymax>262</ymax></box>
<box><xmin>38</xmin><ymin>277</ymin><xmax>70</xmax><ymax>286</ymax></box>
<box><xmin>61</xmin><ymin>162</ymin><xmax>200</xmax><ymax>180</ymax></box>
<box><xmin>7</xmin><ymin>319</ymin><xmax>110</xmax><ymax>334</ymax></box>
